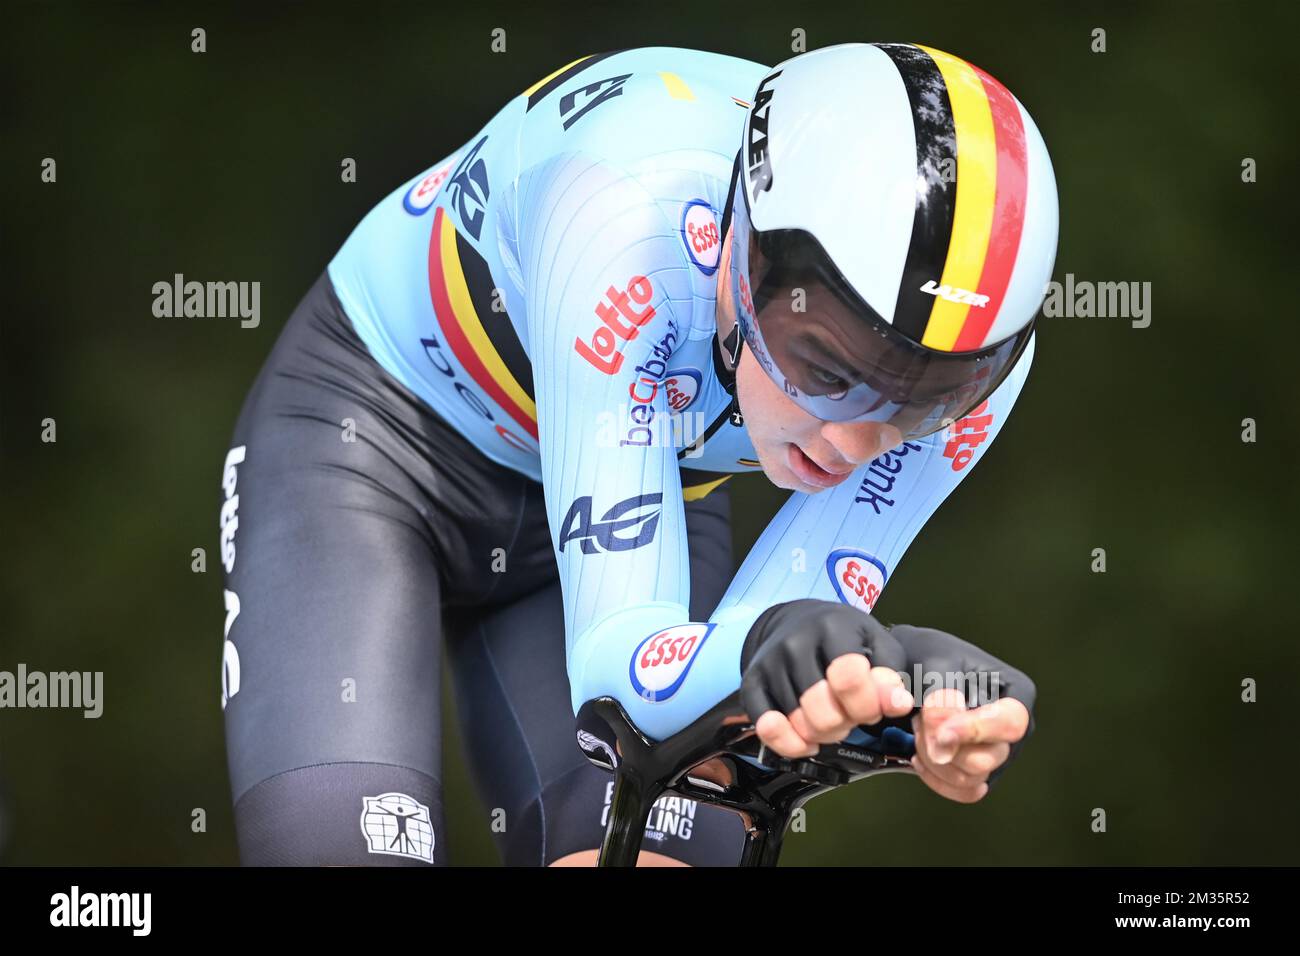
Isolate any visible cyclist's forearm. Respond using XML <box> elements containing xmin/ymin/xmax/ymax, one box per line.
<box><xmin>567</xmin><ymin>602</ymin><xmax>750</xmax><ymax>740</ymax></box>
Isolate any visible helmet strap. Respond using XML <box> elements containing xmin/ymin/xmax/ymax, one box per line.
<box><xmin>713</xmin><ymin>323</ymin><xmax>741</xmax><ymax>396</ymax></box>
<box><xmin>719</xmin><ymin>150</ymin><xmax>741</xmax><ymax>245</ymax></box>
<box><xmin>714</xmin><ymin>149</ymin><xmax>745</xmax><ymax>395</ymax></box>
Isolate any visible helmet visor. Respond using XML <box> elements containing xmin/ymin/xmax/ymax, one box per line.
<box><xmin>731</xmin><ymin>204</ymin><xmax>1033</xmax><ymax>439</ymax></box>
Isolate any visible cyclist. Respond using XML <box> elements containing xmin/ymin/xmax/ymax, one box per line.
<box><xmin>220</xmin><ymin>42</ymin><xmax>1057</xmax><ymax>866</ymax></box>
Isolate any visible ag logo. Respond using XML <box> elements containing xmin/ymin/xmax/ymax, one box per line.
<box><xmin>402</xmin><ymin>156</ymin><xmax>457</xmax><ymax>216</ymax></box>
<box><xmin>662</xmin><ymin>368</ymin><xmax>701</xmax><ymax>413</ymax></box>
<box><xmin>680</xmin><ymin>200</ymin><xmax>720</xmax><ymax>275</ymax></box>
<box><xmin>826</xmin><ymin>549</ymin><xmax>888</xmax><ymax>614</ymax></box>
<box><xmin>446</xmin><ymin>135</ymin><xmax>490</xmax><ymax>240</ymax></box>
<box><xmin>558</xmin><ymin>493</ymin><xmax>663</xmax><ymax>554</ymax></box>
<box><xmin>629</xmin><ymin>623</ymin><xmax>715</xmax><ymax>702</ymax></box>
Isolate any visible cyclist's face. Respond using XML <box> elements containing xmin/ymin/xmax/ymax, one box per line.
<box><xmin>735</xmin><ymin>344</ymin><xmax>902</xmax><ymax>493</ymax></box>
<box><xmin>718</xmin><ymin>225</ymin><xmax>901</xmax><ymax>493</ymax></box>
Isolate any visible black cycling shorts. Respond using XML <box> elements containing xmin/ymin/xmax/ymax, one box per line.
<box><xmin>220</xmin><ymin>273</ymin><xmax>745</xmax><ymax>866</ymax></box>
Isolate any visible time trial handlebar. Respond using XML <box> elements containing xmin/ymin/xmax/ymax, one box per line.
<box><xmin>576</xmin><ymin>691</ymin><xmax>917</xmax><ymax>867</ymax></box>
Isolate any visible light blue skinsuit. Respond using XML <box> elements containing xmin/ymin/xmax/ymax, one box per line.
<box><xmin>328</xmin><ymin>47</ymin><xmax>1033</xmax><ymax>742</ymax></box>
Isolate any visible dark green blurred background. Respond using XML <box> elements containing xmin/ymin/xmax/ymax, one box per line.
<box><xmin>3</xmin><ymin>0</ymin><xmax>1297</xmax><ymax>865</ymax></box>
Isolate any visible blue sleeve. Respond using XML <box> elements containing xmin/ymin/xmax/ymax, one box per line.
<box><xmin>516</xmin><ymin>152</ymin><xmax>736</xmax><ymax>738</ymax></box>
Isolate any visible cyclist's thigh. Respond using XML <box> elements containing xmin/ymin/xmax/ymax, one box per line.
<box><xmin>447</xmin><ymin>487</ymin><xmax>745</xmax><ymax>867</ymax></box>
<box><xmin>222</xmin><ymin>276</ymin><xmax>448</xmax><ymax>866</ymax></box>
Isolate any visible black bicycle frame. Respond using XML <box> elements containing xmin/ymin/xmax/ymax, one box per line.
<box><xmin>576</xmin><ymin>692</ymin><xmax>914</xmax><ymax>867</ymax></box>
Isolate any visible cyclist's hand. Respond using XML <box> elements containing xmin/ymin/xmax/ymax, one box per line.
<box><xmin>740</xmin><ymin>600</ymin><xmax>914</xmax><ymax>759</ymax></box>
<box><xmin>909</xmin><ymin>688</ymin><xmax>1030</xmax><ymax>802</ymax></box>
<box><xmin>759</xmin><ymin>653</ymin><xmax>915</xmax><ymax>758</ymax></box>
<box><xmin>889</xmin><ymin>623</ymin><xmax>1037</xmax><ymax>802</ymax></box>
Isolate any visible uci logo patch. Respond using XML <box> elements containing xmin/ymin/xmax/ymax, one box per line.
<box><xmin>827</xmin><ymin>549</ymin><xmax>888</xmax><ymax>614</ymax></box>
<box><xmin>402</xmin><ymin>157</ymin><xmax>456</xmax><ymax>216</ymax></box>
<box><xmin>680</xmin><ymin>200</ymin><xmax>720</xmax><ymax>275</ymax></box>
<box><xmin>629</xmin><ymin>623</ymin><xmax>715</xmax><ymax>702</ymax></box>
<box><xmin>359</xmin><ymin>792</ymin><xmax>435</xmax><ymax>864</ymax></box>
<box><xmin>662</xmin><ymin>368</ymin><xmax>701</xmax><ymax>413</ymax></box>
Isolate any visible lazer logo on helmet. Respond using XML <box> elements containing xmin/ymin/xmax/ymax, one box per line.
<box><xmin>827</xmin><ymin>549</ymin><xmax>888</xmax><ymax>614</ymax></box>
<box><xmin>574</xmin><ymin>275</ymin><xmax>657</xmax><ymax>375</ymax></box>
<box><xmin>745</xmin><ymin>70</ymin><xmax>781</xmax><ymax>202</ymax></box>
<box><xmin>629</xmin><ymin>623</ymin><xmax>715</xmax><ymax>702</ymax></box>
<box><xmin>920</xmin><ymin>280</ymin><xmax>990</xmax><ymax>308</ymax></box>
<box><xmin>558</xmin><ymin>493</ymin><xmax>663</xmax><ymax>554</ymax></box>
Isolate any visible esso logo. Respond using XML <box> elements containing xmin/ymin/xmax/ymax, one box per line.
<box><xmin>629</xmin><ymin>623</ymin><xmax>715</xmax><ymax>703</ymax></box>
<box><xmin>681</xmin><ymin>200</ymin><xmax>721</xmax><ymax>275</ymax></box>
<box><xmin>662</xmin><ymin>368</ymin><xmax>701</xmax><ymax>413</ymax></box>
<box><xmin>826</xmin><ymin>549</ymin><xmax>888</xmax><ymax>614</ymax></box>
<box><xmin>402</xmin><ymin>157</ymin><xmax>456</xmax><ymax>215</ymax></box>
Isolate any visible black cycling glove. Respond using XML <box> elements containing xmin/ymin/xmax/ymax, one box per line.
<box><xmin>740</xmin><ymin>599</ymin><xmax>908</xmax><ymax>718</ymax></box>
<box><xmin>740</xmin><ymin>600</ymin><xmax>1038</xmax><ymax>784</ymax></box>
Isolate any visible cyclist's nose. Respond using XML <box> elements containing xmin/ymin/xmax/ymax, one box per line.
<box><xmin>819</xmin><ymin>421</ymin><xmax>902</xmax><ymax>467</ymax></box>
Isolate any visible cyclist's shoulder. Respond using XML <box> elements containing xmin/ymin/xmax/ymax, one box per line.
<box><xmin>530</xmin><ymin>47</ymin><xmax>769</xmax><ymax>110</ymax></box>
<box><xmin>509</xmin><ymin>48</ymin><xmax>763</xmax><ymax>294</ymax></box>
<box><xmin>514</xmin><ymin>48</ymin><xmax>767</xmax><ymax>170</ymax></box>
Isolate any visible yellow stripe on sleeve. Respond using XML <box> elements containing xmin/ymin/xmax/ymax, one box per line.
<box><xmin>521</xmin><ymin>56</ymin><xmax>591</xmax><ymax>99</ymax></box>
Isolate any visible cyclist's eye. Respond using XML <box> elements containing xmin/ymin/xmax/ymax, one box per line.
<box><xmin>808</xmin><ymin>365</ymin><xmax>849</xmax><ymax>392</ymax></box>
